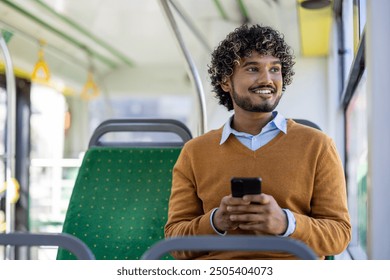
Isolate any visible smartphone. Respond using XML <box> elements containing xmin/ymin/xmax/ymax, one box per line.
<box><xmin>231</xmin><ymin>177</ymin><xmax>262</xmax><ymax>197</ymax></box>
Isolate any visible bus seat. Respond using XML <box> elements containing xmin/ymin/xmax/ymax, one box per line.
<box><xmin>88</xmin><ymin>118</ymin><xmax>192</xmax><ymax>148</ymax></box>
<box><xmin>0</xmin><ymin>232</ymin><xmax>95</xmax><ymax>260</ymax></box>
<box><xmin>141</xmin><ymin>235</ymin><xmax>318</xmax><ymax>260</ymax></box>
<box><xmin>56</xmin><ymin>119</ymin><xmax>191</xmax><ymax>260</ymax></box>
<box><xmin>293</xmin><ymin>118</ymin><xmax>337</xmax><ymax>259</ymax></box>
<box><xmin>292</xmin><ymin>118</ymin><xmax>322</xmax><ymax>130</ymax></box>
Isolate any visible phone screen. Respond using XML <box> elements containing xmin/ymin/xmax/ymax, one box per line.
<box><xmin>231</xmin><ymin>177</ymin><xmax>262</xmax><ymax>197</ymax></box>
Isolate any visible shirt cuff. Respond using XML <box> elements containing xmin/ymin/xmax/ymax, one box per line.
<box><xmin>279</xmin><ymin>209</ymin><xmax>296</xmax><ymax>237</ymax></box>
<box><xmin>210</xmin><ymin>208</ymin><xmax>227</xmax><ymax>236</ymax></box>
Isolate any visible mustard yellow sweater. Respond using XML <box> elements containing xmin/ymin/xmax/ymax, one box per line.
<box><xmin>165</xmin><ymin>119</ymin><xmax>351</xmax><ymax>259</ymax></box>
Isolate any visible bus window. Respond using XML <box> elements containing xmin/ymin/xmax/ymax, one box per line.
<box><xmin>345</xmin><ymin>71</ymin><xmax>367</xmax><ymax>259</ymax></box>
<box><xmin>88</xmin><ymin>95</ymin><xmax>193</xmax><ymax>142</ymax></box>
<box><xmin>342</xmin><ymin>0</ymin><xmax>368</xmax><ymax>260</ymax></box>
<box><xmin>29</xmin><ymin>84</ymin><xmax>81</xmax><ymax>259</ymax></box>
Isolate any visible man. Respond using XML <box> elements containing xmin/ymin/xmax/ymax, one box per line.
<box><xmin>165</xmin><ymin>24</ymin><xmax>351</xmax><ymax>259</ymax></box>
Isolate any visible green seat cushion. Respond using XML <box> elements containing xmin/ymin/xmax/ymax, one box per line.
<box><xmin>57</xmin><ymin>147</ymin><xmax>181</xmax><ymax>260</ymax></box>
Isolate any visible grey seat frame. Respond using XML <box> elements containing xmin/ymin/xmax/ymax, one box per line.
<box><xmin>141</xmin><ymin>235</ymin><xmax>318</xmax><ymax>260</ymax></box>
<box><xmin>88</xmin><ymin>118</ymin><xmax>193</xmax><ymax>147</ymax></box>
<box><xmin>0</xmin><ymin>232</ymin><xmax>95</xmax><ymax>260</ymax></box>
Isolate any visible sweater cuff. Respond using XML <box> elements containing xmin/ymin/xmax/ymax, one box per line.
<box><xmin>278</xmin><ymin>209</ymin><xmax>296</xmax><ymax>237</ymax></box>
<box><xmin>210</xmin><ymin>208</ymin><xmax>227</xmax><ymax>236</ymax></box>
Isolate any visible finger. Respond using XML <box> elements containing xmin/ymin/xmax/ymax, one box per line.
<box><xmin>238</xmin><ymin>223</ymin><xmax>265</xmax><ymax>231</ymax></box>
<box><xmin>227</xmin><ymin>203</ymin><xmax>264</xmax><ymax>213</ymax></box>
<box><xmin>230</xmin><ymin>213</ymin><xmax>264</xmax><ymax>223</ymax></box>
<box><xmin>243</xmin><ymin>193</ymin><xmax>270</xmax><ymax>204</ymax></box>
<box><xmin>220</xmin><ymin>195</ymin><xmax>237</xmax><ymax>210</ymax></box>
<box><xmin>213</xmin><ymin>206</ymin><xmax>241</xmax><ymax>231</ymax></box>
<box><xmin>238</xmin><ymin>221</ymin><xmax>277</xmax><ymax>233</ymax></box>
<box><xmin>232</xmin><ymin>196</ymin><xmax>252</xmax><ymax>204</ymax></box>
<box><xmin>259</xmin><ymin>193</ymin><xmax>272</xmax><ymax>204</ymax></box>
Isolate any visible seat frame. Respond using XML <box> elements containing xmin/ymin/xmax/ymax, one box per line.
<box><xmin>141</xmin><ymin>235</ymin><xmax>318</xmax><ymax>260</ymax></box>
<box><xmin>0</xmin><ymin>232</ymin><xmax>95</xmax><ymax>260</ymax></box>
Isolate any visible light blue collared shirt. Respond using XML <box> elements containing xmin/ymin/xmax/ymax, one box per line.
<box><xmin>210</xmin><ymin>111</ymin><xmax>296</xmax><ymax>237</ymax></box>
<box><xmin>220</xmin><ymin>111</ymin><xmax>287</xmax><ymax>149</ymax></box>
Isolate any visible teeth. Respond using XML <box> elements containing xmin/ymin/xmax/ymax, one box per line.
<box><xmin>254</xmin><ymin>89</ymin><xmax>272</xmax><ymax>94</ymax></box>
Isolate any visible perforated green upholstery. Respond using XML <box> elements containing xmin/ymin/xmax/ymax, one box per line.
<box><xmin>57</xmin><ymin>146</ymin><xmax>181</xmax><ymax>260</ymax></box>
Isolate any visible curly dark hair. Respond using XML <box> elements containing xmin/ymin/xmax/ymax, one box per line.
<box><xmin>208</xmin><ymin>24</ymin><xmax>295</xmax><ymax>111</ymax></box>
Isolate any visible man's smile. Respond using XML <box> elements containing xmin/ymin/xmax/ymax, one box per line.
<box><xmin>249</xmin><ymin>86</ymin><xmax>276</xmax><ymax>96</ymax></box>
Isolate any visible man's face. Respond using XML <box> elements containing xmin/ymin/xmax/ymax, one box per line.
<box><xmin>222</xmin><ymin>52</ymin><xmax>283</xmax><ymax>113</ymax></box>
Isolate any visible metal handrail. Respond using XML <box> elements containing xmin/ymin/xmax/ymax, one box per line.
<box><xmin>168</xmin><ymin>0</ymin><xmax>212</xmax><ymax>52</ymax></box>
<box><xmin>0</xmin><ymin>32</ymin><xmax>17</xmax><ymax>260</ymax></box>
<box><xmin>159</xmin><ymin>0</ymin><xmax>207</xmax><ymax>136</ymax></box>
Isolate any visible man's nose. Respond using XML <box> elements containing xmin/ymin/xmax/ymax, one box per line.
<box><xmin>257</xmin><ymin>70</ymin><xmax>272</xmax><ymax>84</ymax></box>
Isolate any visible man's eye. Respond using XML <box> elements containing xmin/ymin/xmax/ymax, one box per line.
<box><xmin>270</xmin><ymin>67</ymin><xmax>281</xmax><ymax>73</ymax></box>
<box><xmin>248</xmin><ymin>67</ymin><xmax>258</xmax><ymax>72</ymax></box>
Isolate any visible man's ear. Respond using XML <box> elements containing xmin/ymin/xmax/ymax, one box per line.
<box><xmin>220</xmin><ymin>78</ymin><xmax>231</xmax><ymax>93</ymax></box>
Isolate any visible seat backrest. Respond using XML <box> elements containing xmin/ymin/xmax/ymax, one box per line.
<box><xmin>0</xmin><ymin>232</ymin><xmax>95</xmax><ymax>260</ymax></box>
<box><xmin>141</xmin><ymin>235</ymin><xmax>318</xmax><ymax>260</ymax></box>
<box><xmin>292</xmin><ymin>118</ymin><xmax>322</xmax><ymax>130</ymax></box>
<box><xmin>89</xmin><ymin>118</ymin><xmax>192</xmax><ymax>148</ymax></box>
<box><xmin>291</xmin><ymin>118</ymin><xmax>335</xmax><ymax>259</ymax></box>
<box><xmin>57</xmin><ymin>119</ymin><xmax>191</xmax><ymax>260</ymax></box>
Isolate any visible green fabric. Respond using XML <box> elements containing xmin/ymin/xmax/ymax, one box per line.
<box><xmin>57</xmin><ymin>147</ymin><xmax>181</xmax><ymax>260</ymax></box>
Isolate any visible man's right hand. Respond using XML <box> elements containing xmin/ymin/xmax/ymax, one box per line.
<box><xmin>212</xmin><ymin>195</ymin><xmax>251</xmax><ymax>232</ymax></box>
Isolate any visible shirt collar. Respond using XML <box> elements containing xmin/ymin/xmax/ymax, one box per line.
<box><xmin>220</xmin><ymin>111</ymin><xmax>287</xmax><ymax>145</ymax></box>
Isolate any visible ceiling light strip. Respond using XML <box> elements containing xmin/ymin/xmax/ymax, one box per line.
<box><xmin>212</xmin><ymin>0</ymin><xmax>229</xmax><ymax>20</ymax></box>
<box><xmin>1</xmin><ymin>0</ymin><xmax>117</xmax><ymax>68</ymax></box>
<box><xmin>236</xmin><ymin>0</ymin><xmax>250</xmax><ymax>24</ymax></box>
<box><xmin>33</xmin><ymin>0</ymin><xmax>134</xmax><ymax>67</ymax></box>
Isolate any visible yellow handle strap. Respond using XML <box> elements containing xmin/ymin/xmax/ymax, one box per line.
<box><xmin>0</xmin><ymin>210</ymin><xmax>5</xmax><ymax>233</ymax></box>
<box><xmin>80</xmin><ymin>71</ymin><xmax>100</xmax><ymax>100</ymax></box>
<box><xmin>1</xmin><ymin>178</ymin><xmax>20</xmax><ymax>204</ymax></box>
<box><xmin>31</xmin><ymin>49</ymin><xmax>51</xmax><ymax>83</ymax></box>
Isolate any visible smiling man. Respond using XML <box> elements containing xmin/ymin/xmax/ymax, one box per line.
<box><xmin>164</xmin><ymin>24</ymin><xmax>351</xmax><ymax>260</ymax></box>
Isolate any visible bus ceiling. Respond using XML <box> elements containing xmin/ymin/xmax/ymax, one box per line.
<box><xmin>0</xmin><ymin>0</ymin><xmax>334</xmax><ymax>80</ymax></box>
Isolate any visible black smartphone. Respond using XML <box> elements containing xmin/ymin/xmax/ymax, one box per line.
<box><xmin>231</xmin><ymin>177</ymin><xmax>262</xmax><ymax>197</ymax></box>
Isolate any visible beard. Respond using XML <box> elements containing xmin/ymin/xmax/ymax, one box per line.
<box><xmin>231</xmin><ymin>82</ymin><xmax>282</xmax><ymax>113</ymax></box>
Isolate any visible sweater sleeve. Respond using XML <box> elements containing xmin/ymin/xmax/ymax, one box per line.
<box><xmin>290</xmin><ymin>138</ymin><xmax>351</xmax><ymax>257</ymax></box>
<box><xmin>164</xmin><ymin>146</ymin><xmax>217</xmax><ymax>259</ymax></box>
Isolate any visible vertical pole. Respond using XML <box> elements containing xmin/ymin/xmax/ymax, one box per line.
<box><xmin>366</xmin><ymin>0</ymin><xmax>390</xmax><ymax>259</ymax></box>
<box><xmin>0</xmin><ymin>33</ymin><xmax>17</xmax><ymax>259</ymax></box>
<box><xmin>159</xmin><ymin>0</ymin><xmax>207</xmax><ymax>136</ymax></box>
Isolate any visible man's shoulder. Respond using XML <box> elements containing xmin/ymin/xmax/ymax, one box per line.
<box><xmin>288</xmin><ymin>119</ymin><xmax>325</xmax><ymax>135</ymax></box>
<box><xmin>287</xmin><ymin>119</ymin><xmax>332</xmax><ymax>145</ymax></box>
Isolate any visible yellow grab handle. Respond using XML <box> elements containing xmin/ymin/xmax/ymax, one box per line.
<box><xmin>1</xmin><ymin>178</ymin><xmax>20</xmax><ymax>204</ymax></box>
<box><xmin>80</xmin><ymin>71</ymin><xmax>99</xmax><ymax>100</ymax></box>
<box><xmin>32</xmin><ymin>49</ymin><xmax>51</xmax><ymax>83</ymax></box>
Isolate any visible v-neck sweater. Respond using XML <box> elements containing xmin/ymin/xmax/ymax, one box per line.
<box><xmin>165</xmin><ymin>119</ymin><xmax>351</xmax><ymax>259</ymax></box>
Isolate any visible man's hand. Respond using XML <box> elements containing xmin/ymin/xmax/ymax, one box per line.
<box><xmin>213</xmin><ymin>194</ymin><xmax>288</xmax><ymax>235</ymax></box>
